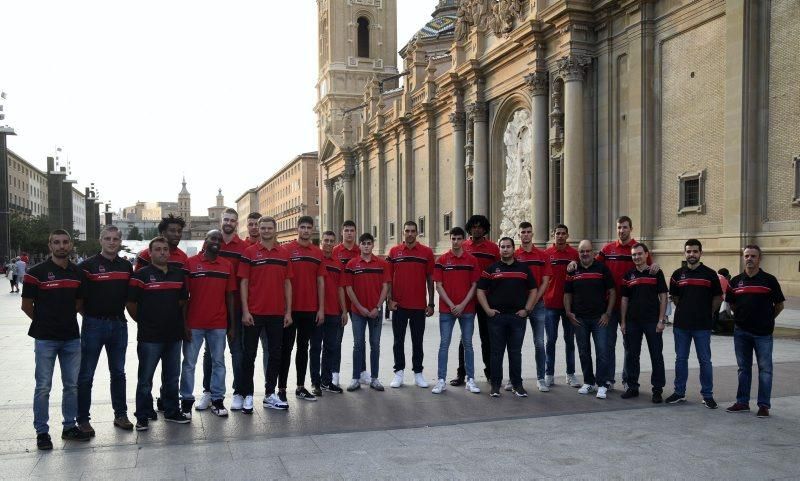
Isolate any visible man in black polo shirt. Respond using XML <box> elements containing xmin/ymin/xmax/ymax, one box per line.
<box><xmin>725</xmin><ymin>245</ymin><xmax>785</xmax><ymax>418</ymax></box>
<box><xmin>476</xmin><ymin>237</ymin><xmax>537</xmax><ymax>398</ymax></box>
<box><xmin>76</xmin><ymin>226</ymin><xmax>134</xmax><ymax>435</ymax></box>
<box><xmin>620</xmin><ymin>242</ymin><xmax>668</xmax><ymax>403</ymax></box>
<box><xmin>22</xmin><ymin>229</ymin><xmax>91</xmax><ymax>450</ymax></box>
<box><xmin>127</xmin><ymin>237</ymin><xmax>190</xmax><ymax>430</ymax></box>
<box><xmin>666</xmin><ymin>239</ymin><xmax>722</xmax><ymax>408</ymax></box>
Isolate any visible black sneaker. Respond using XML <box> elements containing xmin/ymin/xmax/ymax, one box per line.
<box><xmin>621</xmin><ymin>389</ymin><xmax>639</xmax><ymax>399</ymax></box>
<box><xmin>490</xmin><ymin>385</ymin><xmax>501</xmax><ymax>397</ymax></box>
<box><xmin>311</xmin><ymin>384</ymin><xmax>323</xmax><ymax>397</ymax></box>
<box><xmin>210</xmin><ymin>399</ymin><xmax>228</xmax><ymax>417</ymax></box>
<box><xmin>665</xmin><ymin>393</ymin><xmax>686</xmax><ymax>404</ymax></box>
<box><xmin>156</xmin><ymin>397</ymin><xmax>164</xmax><ymax>412</ymax></box>
<box><xmin>652</xmin><ymin>392</ymin><xmax>663</xmax><ymax>404</ymax></box>
<box><xmin>296</xmin><ymin>387</ymin><xmax>317</xmax><ymax>401</ymax></box>
<box><xmin>278</xmin><ymin>390</ymin><xmax>288</xmax><ymax>403</ymax></box>
<box><xmin>322</xmin><ymin>382</ymin><xmax>344</xmax><ymax>394</ymax></box>
<box><xmin>135</xmin><ymin>418</ymin><xmax>149</xmax><ymax>431</ymax></box>
<box><xmin>164</xmin><ymin>412</ymin><xmax>191</xmax><ymax>424</ymax></box>
<box><xmin>61</xmin><ymin>426</ymin><xmax>91</xmax><ymax>442</ymax></box>
<box><xmin>181</xmin><ymin>399</ymin><xmax>194</xmax><ymax>419</ymax></box>
<box><xmin>449</xmin><ymin>376</ymin><xmax>465</xmax><ymax>387</ymax></box>
<box><xmin>703</xmin><ymin>397</ymin><xmax>718</xmax><ymax>409</ymax></box>
<box><xmin>148</xmin><ymin>410</ymin><xmax>158</xmax><ymax>421</ymax></box>
<box><xmin>37</xmin><ymin>433</ymin><xmax>53</xmax><ymax>450</ymax></box>
<box><xmin>512</xmin><ymin>385</ymin><xmax>528</xmax><ymax>397</ymax></box>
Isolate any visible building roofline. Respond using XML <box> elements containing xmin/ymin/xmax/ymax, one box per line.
<box><xmin>261</xmin><ymin>151</ymin><xmax>319</xmax><ymax>187</ymax></box>
<box><xmin>6</xmin><ymin>148</ymin><xmax>48</xmax><ymax>178</ymax></box>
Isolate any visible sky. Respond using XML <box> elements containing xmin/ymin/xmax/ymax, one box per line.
<box><xmin>1</xmin><ymin>1</ymin><xmax>428</xmax><ymax>215</ymax></box>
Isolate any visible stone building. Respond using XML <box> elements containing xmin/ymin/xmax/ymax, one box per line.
<box><xmin>6</xmin><ymin>149</ymin><xmax>48</xmax><ymax>217</ymax></box>
<box><xmin>317</xmin><ymin>0</ymin><xmax>800</xmax><ymax>295</ymax></box>
<box><xmin>235</xmin><ymin>188</ymin><xmax>259</xmax><ymax>238</ymax></box>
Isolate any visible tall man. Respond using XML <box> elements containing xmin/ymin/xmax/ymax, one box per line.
<box><xmin>333</xmin><ymin>220</ymin><xmax>368</xmax><ymax>384</ymax></box>
<box><xmin>127</xmin><ymin>237</ymin><xmax>191</xmax><ymax>430</ymax></box>
<box><xmin>77</xmin><ymin>226</ymin><xmax>134</xmax><ymax>435</ymax></box>
<box><xmin>515</xmin><ymin>222</ymin><xmax>552</xmax><ymax>392</ymax></box>
<box><xmin>725</xmin><ymin>245</ymin><xmax>785</xmax><ymax>418</ymax></box>
<box><xmin>388</xmin><ymin>221</ymin><xmax>435</xmax><ymax>389</ymax></box>
<box><xmin>619</xmin><ymin>243</ymin><xmax>667</xmax><ymax>403</ymax></box>
<box><xmin>135</xmin><ymin>215</ymin><xmax>188</xmax><ymax>272</ymax></box>
<box><xmin>244</xmin><ymin>212</ymin><xmax>262</xmax><ymax>246</ymax></box>
<box><xmin>238</xmin><ymin>216</ymin><xmax>292</xmax><ymax>412</ymax></box>
<box><xmin>432</xmin><ymin>227</ymin><xmax>481</xmax><ymax>394</ymax></box>
<box><xmin>564</xmin><ymin>240</ymin><xmax>616</xmax><ymax>399</ymax></box>
<box><xmin>666</xmin><ymin>239</ymin><xmax>722</xmax><ymax>408</ymax></box>
<box><xmin>22</xmin><ymin>230</ymin><xmax>91</xmax><ymax>450</ymax></box>
<box><xmin>319</xmin><ymin>231</ymin><xmax>348</xmax><ymax>393</ymax></box>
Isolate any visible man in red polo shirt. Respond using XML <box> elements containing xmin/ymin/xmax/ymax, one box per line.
<box><xmin>279</xmin><ymin>216</ymin><xmax>326</xmax><ymax>402</ymax></box>
<box><xmin>135</xmin><ymin>215</ymin><xmax>188</xmax><ymax>273</ymax></box>
<box><xmin>238</xmin><ymin>216</ymin><xmax>293</xmax><ymax>413</ymax></box>
<box><xmin>451</xmin><ymin>214</ymin><xmax>499</xmax><ymax>386</ymax></box>
<box><xmin>342</xmin><ymin>233</ymin><xmax>391</xmax><ymax>392</ymax></box>
<box><xmin>332</xmin><ymin>220</ymin><xmax>367</xmax><ymax>384</ymax></box>
<box><xmin>319</xmin><ymin>231</ymin><xmax>348</xmax><ymax>393</ymax></box>
<box><xmin>244</xmin><ymin>212</ymin><xmax>261</xmax><ymax>246</ymax></box>
<box><xmin>387</xmin><ymin>221</ymin><xmax>435</xmax><ymax>389</ymax></box>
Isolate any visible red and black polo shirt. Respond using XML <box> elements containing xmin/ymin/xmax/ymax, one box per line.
<box><xmin>22</xmin><ymin>258</ymin><xmax>83</xmax><ymax>340</ymax></box>
<box><xmin>322</xmin><ymin>255</ymin><xmax>343</xmax><ymax>316</ymax></box>
<box><xmin>244</xmin><ymin>237</ymin><xmax>259</xmax><ymax>247</ymax></box>
<box><xmin>564</xmin><ymin>261</ymin><xmax>615</xmax><ymax>318</ymax></box>
<box><xmin>726</xmin><ymin>269</ymin><xmax>785</xmax><ymax>336</ymax></box>
<box><xmin>238</xmin><ymin>242</ymin><xmax>293</xmax><ymax>316</ymax></box>
<box><xmin>135</xmin><ymin>247</ymin><xmax>188</xmax><ymax>273</ymax></box>
<box><xmin>463</xmin><ymin>238</ymin><xmax>500</xmax><ymax>272</ymax></box>
<box><xmin>128</xmin><ymin>265</ymin><xmax>188</xmax><ymax>342</ymax></box>
<box><xmin>286</xmin><ymin>240</ymin><xmax>326</xmax><ymax>313</ymax></box>
<box><xmin>332</xmin><ymin>243</ymin><xmax>359</xmax><ymax>266</ymax></box>
<box><xmin>669</xmin><ymin>263</ymin><xmax>723</xmax><ymax>330</ymax></box>
<box><xmin>219</xmin><ymin>234</ymin><xmax>247</xmax><ymax>283</ymax></box>
<box><xmin>515</xmin><ymin>245</ymin><xmax>553</xmax><ymax>288</ymax></box>
<box><xmin>597</xmin><ymin>239</ymin><xmax>651</xmax><ymax>310</ymax></box>
<box><xmin>387</xmin><ymin>242</ymin><xmax>435</xmax><ymax>310</ymax></box>
<box><xmin>342</xmin><ymin>255</ymin><xmax>391</xmax><ymax>314</ymax></box>
<box><xmin>621</xmin><ymin>267</ymin><xmax>668</xmax><ymax>323</ymax></box>
<box><xmin>433</xmin><ymin>250</ymin><xmax>480</xmax><ymax>314</ymax></box>
<box><xmin>185</xmin><ymin>254</ymin><xmax>236</xmax><ymax>330</ymax></box>
<box><xmin>477</xmin><ymin>260</ymin><xmax>537</xmax><ymax>314</ymax></box>
<box><xmin>543</xmin><ymin>244</ymin><xmax>579</xmax><ymax>309</ymax></box>
<box><xmin>78</xmin><ymin>254</ymin><xmax>133</xmax><ymax>319</ymax></box>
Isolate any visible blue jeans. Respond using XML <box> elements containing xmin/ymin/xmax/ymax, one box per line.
<box><xmin>135</xmin><ymin>341</ymin><xmax>181</xmax><ymax>420</ymax></box>
<box><xmin>527</xmin><ymin>301</ymin><xmax>546</xmax><ymax>380</ymax></box>
<box><xmin>181</xmin><ymin>329</ymin><xmax>226</xmax><ymax>401</ymax></box>
<box><xmin>544</xmin><ymin>308</ymin><xmax>576</xmax><ymax>376</ymax></box>
<box><xmin>488</xmin><ymin>313</ymin><xmax>527</xmax><ymax>387</ymax></box>
<box><xmin>203</xmin><ymin>312</ymin><xmax>248</xmax><ymax>395</ymax></box>
<box><xmin>574</xmin><ymin>316</ymin><xmax>610</xmax><ymax>386</ymax></box>
<box><xmin>624</xmin><ymin>321</ymin><xmax>665</xmax><ymax>392</ymax></box>
<box><xmin>351</xmin><ymin>312</ymin><xmax>382</xmax><ymax>380</ymax></box>
<box><xmin>77</xmin><ymin>317</ymin><xmax>128</xmax><ymax>423</ymax></box>
<box><xmin>734</xmin><ymin>328</ymin><xmax>773</xmax><ymax>408</ymax></box>
<box><xmin>673</xmin><ymin>327</ymin><xmax>713</xmax><ymax>398</ymax></box>
<box><xmin>437</xmin><ymin>312</ymin><xmax>475</xmax><ymax>380</ymax></box>
<box><xmin>34</xmin><ymin>339</ymin><xmax>81</xmax><ymax>434</ymax></box>
<box><xmin>320</xmin><ymin>315</ymin><xmax>344</xmax><ymax>385</ymax></box>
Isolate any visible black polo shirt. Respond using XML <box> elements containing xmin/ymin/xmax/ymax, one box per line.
<box><xmin>477</xmin><ymin>260</ymin><xmax>536</xmax><ymax>314</ymax></box>
<box><xmin>669</xmin><ymin>263</ymin><xmax>722</xmax><ymax>330</ymax></box>
<box><xmin>78</xmin><ymin>254</ymin><xmax>133</xmax><ymax>319</ymax></box>
<box><xmin>22</xmin><ymin>258</ymin><xmax>83</xmax><ymax>340</ymax></box>
<box><xmin>127</xmin><ymin>265</ymin><xmax>188</xmax><ymax>343</ymax></box>
<box><xmin>564</xmin><ymin>261</ymin><xmax>615</xmax><ymax>318</ymax></box>
<box><xmin>621</xmin><ymin>267</ymin><xmax>668</xmax><ymax>323</ymax></box>
<box><xmin>726</xmin><ymin>269</ymin><xmax>785</xmax><ymax>336</ymax></box>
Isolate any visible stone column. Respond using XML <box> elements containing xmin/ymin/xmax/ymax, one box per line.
<box><xmin>343</xmin><ymin>159</ymin><xmax>354</xmax><ymax>223</ymax></box>
<box><xmin>324</xmin><ymin>177</ymin><xmax>335</xmax><ymax>231</ymax></box>
<box><xmin>559</xmin><ymin>55</ymin><xmax>590</xmax><ymax>240</ymax></box>
<box><xmin>358</xmin><ymin>148</ymin><xmax>370</xmax><ymax>232</ymax></box>
<box><xmin>469</xmin><ymin>101</ymin><xmax>489</xmax><ymax>216</ymax></box>
<box><xmin>450</xmin><ymin>111</ymin><xmax>467</xmax><ymax>229</ymax></box>
<box><xmin>525</xmin><ymin>71</ymin><xmax>550</xmax><ymax>245</ymax></box>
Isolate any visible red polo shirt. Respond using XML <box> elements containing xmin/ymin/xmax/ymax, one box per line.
<box><xmin>597</xmin><ymin>238</ymin><xmax>651</xmax><ymax>310</ymax></box>
<box><xmin>135</xmin><ymin>247</ymin><xmax>188</xmax><ymax>273</ymax></box>
<box><xmin>244</xmin><ymin>237</ymin><xmax>260</xmax><ymax>247</ymax></box>
<box><xmin>322</xmin><ymin>255</ymin><xmax>343</xmax><ymax>316</ymax></box>
<box><xmin>387</xmin><ymin>242</ymin><xmax>434</xmax><ymax>310</ymax></box>
<box><xmin>342</xmin><ymin>255</ymin><xmax>391</xmax><ymax>314</ymax></box>
<box><xmin>238</xmin><ymin>243</ymin><xmax>293</xmax><ymax>316</ymax></box>
<box><xmin>286</xmin><ymin>239</ymin><xmax>326</xmax><ymax>312</ymax></box>
<box><xmin>515</xmin><ymin>245</ymin><xmax>553</xmax><ymax>287</ymax></box>
<box><xmin>185</xmin><ymin>254</ymin><xmax>236</xmax><ymax>329</ymax></box>
<box><xmin>433</xmin><ymin>250</ymin><xmax>480</xmax><ymax>314</ymax></box>
<box><xmin>463</xmin><ymin>238</ymin><xmax>500</xmax><ymax>272</ymax></box>
<box><xmin>219</xmin><ymin>234</ymin><xmax>247</xmax><ymax>282</ymax></box>
<box><xmin>543</xmin><ymin>244</ymin><xmax>579</xmax><ymax>309</ymax></box>
<box><xmin>332</xmin><ymin>243</ymin><xmax>359</xmax><ymax>266</ymax></box>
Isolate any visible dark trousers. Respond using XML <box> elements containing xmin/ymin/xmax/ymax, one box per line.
<box><xmin>392</xmin><ymin>307</ymin><xmax>426</xmax><ymax>373</ymax></box>
<box><xmin>575</xmin><ymin>316</ymin><xmax>610</xmax><ymax>387</ymax></box>
<box><xmin>309</xmin><ymin>318</ymin><xmax>323</xmax><ymax>386</ymax></box>
<box><xmin>135</xmin><ymin>341</ymin><xmax>181</xmax><ymax>420</ymax></box>
<box><xmin>487</xmin><ymin>313</ymin><xmax>526</xmax><ymax>388</ymax></box>
<box><xmin>457</xmin><ymin>305</ymin><xmax>491</xmax><ymax>380</ymax></box>
<box><xmin>77</xmin><ymin>317</ymin><xmax>128</xmax><ymax>422</ymax></box>
<box><xmin>623</xmin><ymin>321</ymin><xmax>665</xmax><ymax>393</ymax></box>
<box><xmin>320</xmin><ymin>315</ymin><xmax>344</xmax><ymax>385</ymax></box>
<box><xmin>279</xmin><ymin>311</ymin><xmax>316</xmax><ymax>389</ymax></box>
<box><xmin>242</xmin><ymin>315</ymin><xmax>283</xmax><ymax>396</ymax></box>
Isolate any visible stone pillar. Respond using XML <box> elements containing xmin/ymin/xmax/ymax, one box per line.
<box><xmin>526</xmin><ymin>71</ymin><xmax>550</xmax><ymax>245</ymax></box>
<box><xmin>324</xmin><ymin>177</ymin><xmax>335</xmax><ymax>231</ymax></box>
<box><xmin>469</xmin><ymin>101</ymin><xmax>489</xmax><ymax>216</ymax></box>
<box><xmin>343</xmin><ymin>159</ymin><xmax>354</xmax><ymax>223</ymax></box>
<box><xmin>450</xmin><ymin>111</ymin><xmax>467</xmax><ymax>230</ymax></box>
<box><xmin>358</xmin><ymin>148</ymin><xmax>370</xmax><ymax>232</ymax></box>
<box><xmin>402</xmin><ymin>121</ymin><xmax>414</xmax><ymax>223</ymax></box>
<box><xmin>559</xmin><ymin>55</ymin><xmax>590</xmax><ymax>241</ymax></box>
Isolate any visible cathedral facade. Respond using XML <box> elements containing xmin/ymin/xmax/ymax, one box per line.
<box><xmin>315</xmin><ymin>0</ymin><xmax>800</xmax><ymax>295</ymax></box>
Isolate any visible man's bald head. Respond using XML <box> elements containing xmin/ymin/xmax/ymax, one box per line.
<box><xmin>578</xmin><ymin>239</ymin><xmax>594</xmax><ymax>266</ymax></box>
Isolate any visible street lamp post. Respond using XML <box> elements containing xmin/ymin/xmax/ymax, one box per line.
<box><xmin>0</xmin><ymin>92</ymin><xmax>17</xmax><ymax>263</ymax></box>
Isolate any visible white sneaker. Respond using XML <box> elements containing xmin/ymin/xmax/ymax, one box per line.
<box><xmin>390</xmin><ymin>370</ymin><xmax>404</xmax><ymax>388</ymax></box>
<box><xmin>596</xmin><ymin>386</ymin><xmax>608</xmax><ymax>399</ymax></box>
<box><xmin>346</xmin><ymin>379</ymin><xmax>361</xmax><ymax>392</ymax></box>
<box><xmin>567</xmin><ymin>374</ymin><xmax>581</xmax><ymax>387</ymax></box>
<box><xmin>432</xmin><ymin>379</ymin><xmax>446</xmax><ymax>394</ymax></box>
<box><xmin>544</xmin><ymin>375</ymin><xmax>554</xmax><ymax>387</ymax></box>
<box><xmin>578</xmin><ymin>384</ymin><xmax>596</xmax><ymax>395</ymax></box>
<box><xmin>504</xmin><ymin>381</ymin><xmax>513</xmax><ymax>392</ymax></box>
<box><xmin>332</xmin><ymin>373</ymin><xmax>340</xmax><ymax>386</ymax></box>
<box><xmin>230</xmin><ymin>394</ymin><xmax>244</xmax><ymax>411</ymax></box>
<box><xmin>414</xmin><ymin>372</ymin><xmax>429</xmax><ymax>388</ymax></box>
<box><xmin>195</xmin><ymin>392</ymin><xmax>212</xmax><ymax>410</ymax></box>
<box><xmin>359</xmin><ymin>371</ymin><xmax>370</xmax><ymax>385</ymax></box>
<box><xmin>465</xmin><ymin>378</ymin><xmax>481</xmax><ymax>393</ymax></box>
<box><xmin>242</xmin><ymin>395</ymin><xmax>254</xmax><ymax>414</ymax></box>
<box><xmin>265</xmin><ymin>393</ymin><xmax>288</xmax><ymax>410</ymax></box>
<box><xmin>537</xmin><ymin>379</ymin><xmax>550</xmax><ymax>392</ymax></box>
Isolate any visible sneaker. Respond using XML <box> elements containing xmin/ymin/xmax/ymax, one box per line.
<box><xmin>449</xmin><ymin>376</ymin><xmax>465</xmax><ymax>387</ymax></box>
<box><xmin>390</xmin><ymin>370</ymin><xmax>404</xmax><ymax>388</ymax></box>
<box><xmin>504</xmin><ymin>381</ymin><xmax>513</xmax><ymax>392</ymax></box>
<box><xmin>211</xmin><ymin>399</ymin><xmax>228</xmax><ymax>417</ymax></box>
<box><xmin>78</xmin><ymin>421</ymin><xmax>96</xmax><ymax>437</ymax></box>
<box><xmin>181</xmin><ymin>399</ymin><xmax>194</xmax><ymax>419</ymax></box>
<box><xmin>37</xmin><ymin>433</ymin><xmax>53</xmax><ymax>450</ymax></box>
<box><xmin>61</xmin><ymin>426</ymin><xmax>91</xmax><ymax>441</ymax></box>
<box><xmin>605</xmin><ymin>382</ymin><xmax>615</xmax><ymax>392</ymax></box>
<box><xmin>702</xmin><ymin>398</ymin><xmax>718</xmax><ymax>410</ymax></box>
<box><xmin>135</xmin><ymin>419</ymin><xmax>149</xmax><ymax>431</ymax></box>
<box><xmin>414</xmin><ymin>372</ymin><xmax>429</xmax><ymax>388</ymax></box>
<box><xmin>578</xmin><ymin>384</ymin><xmax>596</xmax><ymax>395</ymax></box>
<box><xmin>512</xmin><ymin>385</ymin><xmax>528</xmax><ymax>397</ymax></box>
<box><xmin>665</xmin><ymin>393</ymin><xmax>686</xmax><ymax>404</ymax></box>
<box><xmin>164</xmin><ymin>412</ymin><xmax>191</xmax><ymax>424</ymax></box>
<box><xmin>195</xmin><ymin>392</ymin><xmax>212</xmax><ymax>410</ymax></box>
<box><xmin>466</xmin><ymin>378</ymin><xmax>481</xmax><ymax>394</ymax></box>
<box><xmin>652</xmin><ymin>392</ymin><xmax>663</xmax><ymax>404</ymax></box>
<box><xmin>148</xmin><ymin>411</ymin><xmax>158</xmax><ymax>421</ymax></box>
<box><xmin>567</xmin><ymin>374</ymin><xmax>581</xmax><ymax>388</ymax></box>
<box><xmin>432</xmin><ymin>379</ymin><xmax>446</xmax><ymax>394</ymax></box>
<box><xmin>596</xmin><ymin>386</ymin><xmax>608</xmax><ymax>399</ymax></box>
<box><xmin>113</xmin><ymin>416</ymin><xmax>134</xmax><ymax>430</ymax></box>
<box><xmin>231</xmin><ymin>394</ymin><xmax>244</xmax><ymax>411</ymax></box>
<box><xmin>622</xmin><ymin>381</ymin><xmax>629</xmax><ymax>391</ymax></box>
<box><xmin>156</xmin><ymin>397</ymin><xmax>164</xmax><ymax>412</ymax></box>
<box><xmin>490</xmin><ymin>385</ymin><xmax>501</xmax><ymax>397</ymax></box>
<box><xmin>544</xmin><ymin>375</ymin><xmax>554</xmax><ymax>387</ymax></box>
<box><xmin>332</xmin><ymin>373</ymin><xmax>340</xmax><ymax>386</ymax></box>
<box><xmin>756</xmin><ymin>406</ymin><xmax>770</xmax><ymax>418</ymax></box>
<box><xmin>264</xmin><ymin>393</ymin><xmax>289</xmax><ymax>410</ymax></box>
<box><xmin>296</xmin><ymin>387</ymin><xmax>317</xmax><ymax>401</ymax></box>
<box><xmin>278</xmin><ymin>390</ymin><xmax>288</xmax><ymax>403</ymax></box>
<box><xmin>621</xmin><ymin>389</ymin><xmax>639</xmax><ymax>399</ymax></box>
<box><xmin>537</xmin><ymin>379</ymin><xmax>550</xmax><ymax>392</ymax></box>
<box><xmin>359</xmin><ymin>371</ymin><xmax>371</xmax><ymax>385</ymax></box>
<box><xmin>346</xmin><ymin>379</ymin><xmax>361</xmax><ymax>392</ymax></box>
<box><xmin>311</xmin><ymin>384</ymin><xmax>323</xmax><ymax>397</ymax></box>
<box><xmin>242</xmin><ymin>395</ymin><xmax>254</xmax><ymax>414</ymax></box>
<box><xmin>726</xmin><ymin>402</ymin><xmax>751</xmax><ymax>413</ymax></box>
<box><xmin>370</xmin><ymin>379</ymin><xmax>385</xmax><ymax>391</ymax></box>
<box><xmin>324</xmin><ymin>383</ymin><xmax>344</xmax><ymax>394</ymax></box>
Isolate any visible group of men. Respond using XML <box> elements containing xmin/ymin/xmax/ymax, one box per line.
<box><xmin>22</xmin><ymin>211</ymin><xmax>786</xmax><ymax>451</ymax></box>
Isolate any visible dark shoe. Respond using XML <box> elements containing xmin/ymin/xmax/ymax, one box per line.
<box><xmin>652</xmin><ymin>392</ymin><xmax>663</xmax><ymax>404</ymax></box>
<box><xmin>135</xmin><ymin>419</ymin><xmax>149</xmax><ymax>431</ymax></box>
<box><xmin>702</xmin><ymin>398</ymin><xmax>718</xmax><ymax>409</ymax></box>
<box><xmin>164</xmin><ymin>412</ymin><xmax>191</xmax><ymax>424</ymax></box>
<box><xmin>78</xmin><ymin>421</ymin><xmax>96</xmax><ymax>437</ymax></box>
<box><xmin>449</xmin><ymin>376</ymin><xmax>465</xmax><ymax>387</ymax></box>
<box><xmin>278</xmin><ymin>390</ymin><xmax>288</xmax><ymax>403</ymax></box>
<box><xmin>114</xmin><ymin>416</ymin><xmax>134</xmax><ymax>430</ymax></box>
<box><xmin>311</xmin><ymin>384</ymin><xmax>323</xmax><ymax>397</ymax></box>
<box><xmin>62</xmin><ymin>426</ymin><xmax>91</xmax><ymax>442</ymax></box>
<box><xmin>181</xmin><ymin>399</ymin><xmax>194</xmax><ymax>419</ymax></box>
<box><xmin>490</xmin><ymin>385</ymin><xmax>501</xmax><ymax>397</ymax></box>
<box><xmin>210</xmin><ymin>399</ymin><xmax>228</xmax><ymax>417</ymax></box>
<box><xmin>322</xmin><ymin>382</ymin><xmax>343</xmax><ymax>394</ymax></box>
<box><xmin>756</xmin><ymin>406</ymin><xmax>770</xmax><ymax>418</ymax></box>
<box><xmin>621</xmin><ymin>389</ymin><xmax>639</xmax><ymax>399</ymax></box>
<box><xmin>665</xmin><ymin>393</ymin><xmax>686</xmax><ymax>404</ymax></box>
<box><xmin>512</xmin><ymin>385</ymin><xmax>528</xmax><ymax>397</ymax></box>
<box><xmin>156</xmin><ymin>397</ymin><xmax>164</xmax><ymax>412</ymax></box>
<box><xmin>296</xmin><ymin>387</ymin><xmax>317</xmax><ymax>401</ymax></box>
<box><xmin>37</xmin><ymin>433</ymin><xmax>53</xmax><ymax>450</ymax></box>
<box><xmin>726</xmin><ymin>402</ymin><xmax>751</xmax><ymax>413</ymax></box>
<box><xmin>148</xmin><ymin>411</ymin><xmax>158</xmax><ymax>421</ymax></box>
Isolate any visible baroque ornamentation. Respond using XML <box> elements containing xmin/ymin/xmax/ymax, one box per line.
<box><xmin>557</xmin><ymin>54</ymin><xmax>591</xmax><ymax>82</ymax></box>
<box><xmin>449</xmin><ymin>111</ymin><xmax>466</xmax><ymax>129</ymax></box>
<box><xmin>466</xmin><ymin>101</ymin><xmax>488</xmax><ymax>122</ymax></box>
<box><xmin>524</xmin><ymin>71</ymin><xmax>548</xmax><ymax>96</ymax></box>
<box><xmin>500</xmin><ymin>110</ymin><xmax>534</xmax><ymax>240</ymax></box>
<box><xmin>550</xmin><ymin>79</ymin><xmax>564</xmax><ymax>150</ymax></box>
<box><xmin>455</xmin><ymin>0</ymin><xmax>527</xmax><ymax>40</ymax></box>
<box><xmin>333</xmin><ymin>176</ymin><xmax>345</xmax><ymax>194</ymax></box>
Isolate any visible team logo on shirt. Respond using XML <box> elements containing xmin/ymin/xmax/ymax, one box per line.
<box><xmin>196</xmin><ymin>264</ymin><xmax>204</xmax><ymax>271</ymax></box>
<box><xmin>680</xmin><ymin>274</ymin><xmax>686</xmax><ymax>280</ymax></box>
<box><xmin>47</xmin><ymin>272</ymin><xmax>55</xmax><ymax>281</ymax></box>
<box><xmin>98</xmin><ymin>265</ymin><xmax>106</xmax><ymax>273</ymax></box>
<box><xmin>256</xmin><ymin>252</ymin><xmax>263</xmax><ymax>258</ymax></box>
<box><xmin>495</xmin><ymin>268</ymin><xmax>501</xmax><ymax>273</ymax></box>
<box><xmin>738</xmin><ymin>281</ymin><xmax>744</xmax><ymax>287</ymax></box>
<box><xmin>149</xmin><ymin>275</ymin><xmax>156</xmax><ymax>283</ymax></box>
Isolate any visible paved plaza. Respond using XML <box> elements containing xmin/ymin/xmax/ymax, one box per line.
<box><xmin>1</xmin><ymin>292</ymin><xmax>799</xmax><ymax>480</ymax></box>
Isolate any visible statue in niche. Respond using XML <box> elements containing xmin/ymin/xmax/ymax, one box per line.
<box><xmin>500</xmin><ymin>109</ymin><xmax>533</xmax><ymax>240</ymax></box>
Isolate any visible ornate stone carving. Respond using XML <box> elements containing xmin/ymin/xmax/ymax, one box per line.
<box><xmin>333</xmin><ymin>176</ymin><xmax>345</xmax><ymax>194</ymax></box>
<box><xmin>449</xmin><ymin>111</ymin><xmax>466</xmax><ymax>129</ymax></box>
<box><xmin>466</xmin><ymin>101</ymin><xmax>488</xmax><ymax>122</ymax></box>
<box><xmin>557</xmin><ymin>54</ymin><xmax>591</xmax><ymax>82</ymax></box>
<box><xmin>499</xmin><ymin>110</ymin><xmax>533</xmax><ymax>240</ymax></box>
<box><xmin>524</xmin><ymin>71</ymin><xmax>548</xmax><ymax>96</ymax></box>
<box><xmin>455</xmin><ymin>0</ymin><xmax>527</xmax><ymax>40</ymax></box>
<box><xmin>550</xmin><ymin>79</ymin><xmax>564</xmax><ymax>150</ymax></box>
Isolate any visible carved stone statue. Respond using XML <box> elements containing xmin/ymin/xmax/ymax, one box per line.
<box><xmin>455</xmin><ymin>0</ymin><xmax>527</xmax><ymax>40</ymax></box>
<box><xmin>500</xmin><ymin>109</ymin><xmax>534</xmax><ymax>240</ymax></box>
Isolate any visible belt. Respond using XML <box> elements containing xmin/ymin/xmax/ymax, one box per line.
<box><xmin>86</xmin><ymin>315</ymin><xmax>126</xmax><ymax>321</ymax></box>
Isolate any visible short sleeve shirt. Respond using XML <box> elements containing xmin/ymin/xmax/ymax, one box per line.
<box><xmin>463</xmin><ymin>238</ymin><xmax>500</xmax><ymax>272</ymax></box>
<box><xmin>543</xmin><ymin>244</ymin><xmax>580</xmax><ymax>309</ymax></box>
<box><xmin>433</xmin><ymin>250</ymin><xmax>480</xmax><ymax>314</ymax></box>
<box><xmin>135</xmin><ymin>247</ymin><xmax>188</xmax><ymax>273</ymax></box>
<box><xmin>286</xmin><ymin>240</ymin><xmax>326</xmax><ymax>313</ymax></box>
<box><xmin>514</xmin><ymin>246</ymin><xmax>553</xmax><ymax>288</ymax></box>
<box><xmin>22</xmin><ymin>259</ymin><xmax>83</xmax><ymax>340</ymax></box>
<box><xmin>127</xmin><ymin>265</ymin><xmax>188</xmax><ymax>342</ymax></box>
<box><xmin>727</xmin><ymin>269</ymin><xmax>785</xmax><ymax>336</ymax></box>
<box><xmin>185</xmin><ymin>254</ymin><xmax>236</xmax><ymax>329</ymax></box>
<box><xmin>219</xmin><ymin>235</ymin><xmax>247</xmax><ymax>285</ymax></box>
<box><xmin>322</xmin><ymin>255</ymin><xmax>343</xmax><ymax>316</ymax></box>
<box><xmin>78</xmin><ymin>254</ymin><xmax>133</xmax><ymax>319</ymax></box>
<box><xmin>238</xmin><ymin>243</ymin><xmax>293</xmax><ymax>316</ymax></box>
<box><xmin>564</xmin><ymin>262</ymin><xmax>615</xmax><ymax>318</ymax></box>
<box><xmin>621</xmin><ymin>268</ymin><xmax>668</xmax><ymax>323</ymax></box>
<box><xmin>669</xmin><ymin>263</ymin><xmax>723</xmax><ymax>330</ymax></box>
<box><xmin>477</xmin><ymin>260</ymin><xmax>537</xmax><ymax>314</ymax></box>
<box><xmin>387</xmin><ymin>242</ymin><xmax>435</xmax><ymax>309</ymax></box>
<box><xmin>342</xmin><ymin>255</ymin><xmax>391</xmax><ymax>314</ymax></box>
<box><xmin>597</xmin><ymin>239</ymin><xmax>651</xmax><ymax>310</ymax></box>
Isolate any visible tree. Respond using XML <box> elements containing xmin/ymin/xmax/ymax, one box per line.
<box><xmin>127</xmin><ymin>226</ymin><xmax>143</xmax><ymax>241</ymax></box>
<box><xmin>9</xmin><ymin>213</ymin><xmax>50</xmax><ymax>257</ymax></box>
<box><xmin>143</xmin><ymin>227</ymin><xmax>159</xmax><ymax>240</ymax></box>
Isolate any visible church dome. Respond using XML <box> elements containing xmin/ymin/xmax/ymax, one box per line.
<box><xmin>415</xmin><ymin>14</ymin><xmax>457</xmax><ymax>40</ymax></box>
